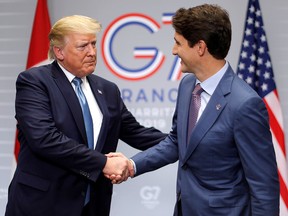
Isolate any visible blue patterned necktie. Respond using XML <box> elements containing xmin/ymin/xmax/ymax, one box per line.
<box><xmin>187</xmin><ymin>83</ymin><xmax>204</xmax><ymax>144</ymax></box>
<box><xmin>72</xmin><ymin>77</ymin><xmax>94</xmax><ymax>205</ymax></box>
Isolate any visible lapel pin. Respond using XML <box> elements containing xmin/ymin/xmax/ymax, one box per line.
<box><xmin>97</xmin><ymin>89</ymin><xmax>102</xmax><ymax>94</ymax></box>
<box><xmin>216</xmin><ymin>104</ymin><xmax>221</xmax><ymax>110</ymax></box>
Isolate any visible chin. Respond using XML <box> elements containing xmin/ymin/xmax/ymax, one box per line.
<box><xmin>87</xmin><ymin>65</ymin><xmax>96</xmax><ymax>71</ymax></box>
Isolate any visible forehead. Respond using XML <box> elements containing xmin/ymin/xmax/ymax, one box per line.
<box><xmin>65</xmin><ymin>33</ymin><xmax>97</xmax><ymax>43</ymax></box>
<box><xmin>174</xmin><ymin>32</ymin><xmax>187</xmax><ymax>43</ymax></box>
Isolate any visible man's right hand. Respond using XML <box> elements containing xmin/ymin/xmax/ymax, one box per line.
<box><xmin>103</xmin><ymin>152</ymin><xmax>134</xmax><ymax>184</ymax></box>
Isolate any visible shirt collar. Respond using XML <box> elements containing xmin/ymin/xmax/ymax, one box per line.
<box><xmin>198</xmin><ymin>61</ymin><xmax>228</xmax><ymax>96</ymax></box>
<box><xmin>57</xmin><ymin>62</ymin><xmax>88</xmax><ymax>84</ymax></box>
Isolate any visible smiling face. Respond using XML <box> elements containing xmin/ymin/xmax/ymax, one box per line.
<box><xmin>54</xmin><ymin>33</ymin><xmax>97</xmax><ymax>77</ymax></box>
<box><xmin>172</xmin><ymin>32</ymin><xmax>199</xmax><ymax>74</ymax></box>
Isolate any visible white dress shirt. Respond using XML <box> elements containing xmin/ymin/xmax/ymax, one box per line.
<box><xmin>58</xmin><ymin>63</ymin><xmax>103</xmax><ymax>149</ymax></box>
<box><xmin>197</xmin><ymin>61</ymin><xmax>228</xmax><ymax>121</ymax></box>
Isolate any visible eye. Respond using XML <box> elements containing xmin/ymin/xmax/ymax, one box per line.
<box><xmin>77</xmin><ymin>45</ymin><xmax>86</xmax><ymax>51</ymax></box>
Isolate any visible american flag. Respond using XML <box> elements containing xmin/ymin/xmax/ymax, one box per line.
<box><xmin>237</xmin><ymin>0</ymin><xmax>288</xmax><ymax>214</ymax></box>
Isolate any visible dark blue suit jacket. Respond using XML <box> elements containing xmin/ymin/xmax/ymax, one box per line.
<box><xmin>5</xmin><ymin>61</ymin><xmax>166</xmax><ymax>216</ymax></box>
<box><xmin>132</xmin><ymin>65</ymin><xmax>279</xmax><ymax>216</ymax></box>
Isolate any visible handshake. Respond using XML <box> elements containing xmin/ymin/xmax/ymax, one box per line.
<box><xmin>103</xmin><ymin>152</ymin><xmax>135</xmax><ymax>184</ymax></box>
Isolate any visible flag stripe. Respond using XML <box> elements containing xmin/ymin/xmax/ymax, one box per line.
<box><xmin>13</xmin><ymin>130</ymin><xmax>20</xmax><ymax>163</ymax></box>
<box><xmin>26</xmin><ymin>0</ymin><xmax>51</xmax><ymax>69</ymax></box>
<box><xmin>264</xmin><ymin>98</ymin><xmax>286</xmax><ymax>153</ymax></box>
<box><xmin>279</xmin><ymin>171</ymin><xmax>288</xmax><ymax>209</ymax></box>
<box><xmin>272</xmin><ymin>132</ymin><xmax>288</xmax><ymax>186</ymax></box>
<box><xmin>265</xmin><ymin>90</ymin><xmax>284</xmax><ymax>129</ymax></box>
<box><xmin>280</xmin><ymin>197</ymin><xmax>288</xmax><ymax>216</ymax></box>
<box><xmin>237</xmin><ymin>0</ymin><xmax>288</xmax><ymax>213</ymax></box>
<box><xmin>14</xmin><ymin>0</ymin><xmax>51</xmax><ymax>163</ymax></box>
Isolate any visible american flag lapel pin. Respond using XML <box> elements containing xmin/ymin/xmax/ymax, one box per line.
<box><xmin>216</xmin><ymin>104</ymin><xmax>221</xmax><ymax>110</ymax></box>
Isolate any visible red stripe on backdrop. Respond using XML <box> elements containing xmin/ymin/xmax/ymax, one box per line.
<box><xmin>26</xmin><ymin>0</ymin><xmax>51</xmax><ymax>69</ymax></box>
<box><xmin>14</xmin><ymin>0</ymin><xmax>51</xmax><ymax>162</ymax></box>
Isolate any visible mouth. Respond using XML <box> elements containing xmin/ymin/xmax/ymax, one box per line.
<box><xmin>86</xmin><ymin>61</ymin><xmax>96</xmax><ymax>66</ymax></box>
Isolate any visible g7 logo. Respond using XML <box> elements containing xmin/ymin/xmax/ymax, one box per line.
<box><xmin>140</xmin><ymin>186</ymin><xmax>161</xmax><ymax>201</ymax></box>
<box><xmin>101</xmin><ymin>13</ymin><xmax>181</xmax><ymax>81</ymax></box>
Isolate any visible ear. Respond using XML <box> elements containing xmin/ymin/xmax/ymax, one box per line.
<box><xmin>197</xmin><ymin>40</ymin><xmax>207</xmax><ymax>56</ymax></box>
<box><xmin>53</xmin><ymin>46</ymin><xmax>64</xmax><ymax>61</ymax></box>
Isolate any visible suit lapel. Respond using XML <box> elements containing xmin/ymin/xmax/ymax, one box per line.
<box><xmin>51</xmin><ymin>62</ymin><xmax>110</xmax><ymax>152</ymax></box>
<box><xmin>182</xmin><ymin>67</ymin><xmax>234</xmax><ymax>164</ymax></box>
<box><xmin>51</xmin><ymin>62</ymin><xmax>88</xmax><ymax>144</ymax></box>
<box><xmin>178</xmin><ymin>77</ymin><xmax>196</xmax><ymax>159</ymax></box>
<box><xmin>183</xmin><ymin>92</ymin><xmax>227</xmax><ymax>163</ymax></box>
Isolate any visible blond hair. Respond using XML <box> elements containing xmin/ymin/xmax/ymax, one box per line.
<box><xmin>48</xmin><ymin>15</ymin><xmax>102</xmax><ymax>59</ymax></box>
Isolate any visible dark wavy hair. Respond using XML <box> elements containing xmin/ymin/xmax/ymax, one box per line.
<box><xmin>172</xmin><ymin>4</ymin><xmax>231</xmax><ymax>59</ymax></box>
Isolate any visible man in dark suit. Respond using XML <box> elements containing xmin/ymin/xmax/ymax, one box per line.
<box><xmin>109</xmin><ymin>4</ymin><xmax>279</xmax><ymax>216</ymax></box>
<box><xmin>5</xmin><ymin>15</ymin><xmax>166</xmax><ymax>216</ymax></box>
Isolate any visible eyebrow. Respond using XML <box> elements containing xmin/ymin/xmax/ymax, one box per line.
<box><xmin>76</xmin><ymin>40</ymin><xmax>97</xmax><ymax>45</ymax></box>
<box><xmin>174</xmin><ymin>37</ymin><xmax>180</xmax><ymax>44</ymax></box>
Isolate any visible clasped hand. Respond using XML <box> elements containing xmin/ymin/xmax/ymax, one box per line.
<box><xmin>102</xmin><ymin>152</ymin><xmax>134</xmax><ymax>184</ymax></box>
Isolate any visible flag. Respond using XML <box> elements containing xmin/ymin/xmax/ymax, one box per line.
<box><xmin>237</xmin><ymin>0</ymin><xmax>288</xmax><ymax>214</ymax></box>
<box><xmin>13</xmin><ymin>0</ymin><xmax>51</xmax><ymax>164</ymax></box>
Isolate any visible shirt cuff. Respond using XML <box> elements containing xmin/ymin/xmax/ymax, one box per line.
<box><xmin>129</xmin><ymin>159</ymin><xmax>137</xmax><ymax>176</ymax></box>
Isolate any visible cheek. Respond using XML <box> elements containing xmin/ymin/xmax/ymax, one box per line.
<box><xmin>183</xmin><ymin>51</ymin><xmax>194</xmax><ymax>62</ymax></box>
<box><xmin>64</xmin><ymin>51</ymin><xmax>78</xmax><ymax>61</ymax></box>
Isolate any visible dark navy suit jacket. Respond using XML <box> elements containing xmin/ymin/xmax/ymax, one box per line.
<box><xmin>132</xmin><ymin>65</ymin><xmax>279</xmax><ymax>216</ymax></box>
<box><xmin>5</xmin><ymin>61</ymin><xmax>166</xmax><ymax>216</ymax></box>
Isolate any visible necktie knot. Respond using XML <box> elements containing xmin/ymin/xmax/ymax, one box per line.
<box><xmin>192</xmin><ymin>83</ymin><xmax>204</xmax><ymax>96</ymax></box>
<box><xmin>72</xmin><ymin>77</ymin><xmax>82</xmax><ymax>86</ymax></box>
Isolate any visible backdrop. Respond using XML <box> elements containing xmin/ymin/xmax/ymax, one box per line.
<box><xmin>1</xmin><ymin>0</ymin><xmax>288</xmax><ymax>215</ymax></box>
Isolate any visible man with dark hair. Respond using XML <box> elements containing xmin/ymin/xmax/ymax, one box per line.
<box><xmin>110</xmin><ymin>4</ymin><xmax>279</xmax><ymax>216</ymax></box>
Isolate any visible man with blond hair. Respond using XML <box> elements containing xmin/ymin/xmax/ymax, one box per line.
<box><xmin>5</xmin><ymin>15</ymin><xmax>165</xmax><ymax>216</ymax></box>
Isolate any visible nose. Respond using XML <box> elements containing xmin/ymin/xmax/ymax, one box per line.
<box><xmin>172</xmin><ymin>44</ymin><xmax>177</xmax><ymax>56</ymax></box>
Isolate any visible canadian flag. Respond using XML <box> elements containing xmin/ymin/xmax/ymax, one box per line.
<box><xmin>12</xmin><ymin>0</ymin><xmax>51</xmax><ymax>173</ymax></box>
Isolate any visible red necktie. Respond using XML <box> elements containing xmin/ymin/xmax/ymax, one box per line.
<box><xmin>187</xmin><ymin>84</ymin><xmax>204</xmax><ymax>144</ymax></box>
